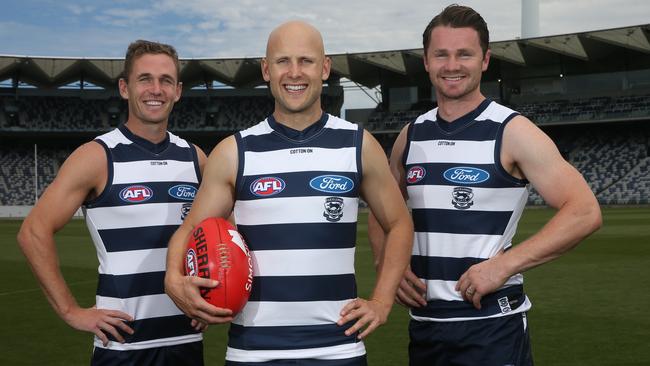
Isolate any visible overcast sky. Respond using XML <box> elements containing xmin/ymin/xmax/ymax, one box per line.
<box><xmin>2</xmin><ymin>0</ymin><xmax>649</xmax><ymax>109</ymax></box>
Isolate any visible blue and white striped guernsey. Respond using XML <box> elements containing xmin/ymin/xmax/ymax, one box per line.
<box><xmin>228</xmin><ymin>113</ymin><xmax>366</xmax><ymax>364</ymax></box>
<box><xmin>83</xmin><ymin>124</ymin><xmax>203</xmax><ymax>351</ymax></box>
<box><xmin>404</xmin><ymin>99</ymin><xmax>532</xmax><ymax>322</ymax></box>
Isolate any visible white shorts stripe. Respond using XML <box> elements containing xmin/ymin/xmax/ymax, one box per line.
<box><xmin>226</xmin><ymin>342</ymin><xmax>366</xmax><ymax>362</ymax></box>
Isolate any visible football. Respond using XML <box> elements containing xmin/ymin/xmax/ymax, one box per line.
<box><xmin>184</xmin><ymin>217</ymin><xmax>253</xmax><ymax>314</ymax></box>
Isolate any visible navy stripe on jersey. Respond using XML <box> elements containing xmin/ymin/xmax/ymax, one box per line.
<box><xmin>109</xmin><ymin>143</ymin><xmax>196</xmax><ymax>163</ymax></box>
<box><xmin>412</xmin><ymin>208</ymin><xmax>513</xmax><ymax>235</ymax></box>
<box><xmin>410</xmin><ymin>119</ymin><xmax>503</xmax><ymax>142</ymax></box>
<box><xmin>411</xmin><ymin>256</ymin><xmax>485</xmax><ymax>281</ymax></box>
<box><xmin>405</xmin><ymin>163</ymin><xmax>526</xmax><ymax>188</ymax></box>
<box><xmin>411</xmin><ymin>285</ymin><xmax>526</xmax><ymax>319</ymax></box>
<box><xmin>98</xmin><ymin>272</ymin><xmax>164</xmax><ymax>298</ymax></box>
<box><xmin>238</xmin><ymin>223</ymin><xmax>357</xmax><ymax>251</ymax></box>
<box><xmin>99</xmin><ymin>182</ymin><xmax>199</xmax><ymax>206</ymax></box>
<box><xmin>239</xmin><ymin>171</ymin><xmax>359</xmax><ymax>201</ymax></box>
<box><xmin>228</xmin><ymin>323</ymin><xmax>359</xmax><ymax>351</ymax></box>
<box><xmin>249</xmin><ymin>274</ymin><xmax>357</xmax><ymax>302</ymax></box>
<box><xmin>106</xmin><ymin>314</ymin><xmax>199</xmax><ymax>344</ymax></box>
<box><xmin>98</xmin><ymin>225</ymin><xmax>178</xmax><ymax>252</ymax></box>
<box><xmin>242</xmin><ymin>128</ymin><xmax>358</xmax><ymax>152</ymax></box>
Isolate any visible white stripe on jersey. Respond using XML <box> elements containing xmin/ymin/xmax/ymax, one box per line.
<box><xmin>85</xmin><ymin>202</ymin><xmax>186</xmax><ymax>229</ymax></box>
<box><xmin>97</xmin><ymin>293</ymin><xmax>184</xmax><ymax>320</ymax></box>
<box><xmin>252</xmin><ymin>248</ymin><xmax>355</xmax><ymax>276</ymax></box>
<box><xmin>97</xmin><ymin>248</ymin><xmax>167</xmax><ymax>275</ymax></box>
<box><xmin>412</xmin><ymin>232</ymin><xmax>504</xmax><ymax>259</ymax></box>
<box><xmin>113</xmin><ymin>160</ymin><xmax>198</xmax><ymax>184</ymax></box>
<box><xmin>239</xmin><ymin>120</ymin><xmax>274</xmax><ymax>137</ymax></box>
<box><xmin>476</xmin><ymin>102</ymin><xmax>517</xmax><ymax>122</ymax></box>
<box><xmin>233</xmin><ymin>300</ymin><xmax>351</xmax><ymax>327</ymax></box>
<box><xmin>242</xmin><ymin>147</ymin><xmax>358</xmax><ymax>176</ymax></box>
<box><xmin>407</xmin><ymin>185</ymin><xmax>528</xmax><ymax>211</ymax></box>
<box><xmin>95</xmin><ymin>334</ymin><xmax>202</xmax><ymax>351</ymax></box>
<box><xmin>234</xmin><ymin>197</ymin><xmax>359</xmax><ymax>225</ymax></box>
<box><xmin>226</xmin><ymin>342</ymin><xmax>366</xmax><ymax>363</ymax></box>
<box><xmin>324</xmin><ymin>116</ymin><xmax>359</xmax><ymax>130</ymax></box>
<box><xmin>406</xmin><ymin>139</ymin><xmax>496</xmax><ymax>165</ymax></box>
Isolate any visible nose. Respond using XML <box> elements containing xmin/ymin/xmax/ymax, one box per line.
<box><xmin>149</xmin><ymin>79</ymin><xmax>163</xmax><ymax>94</ymax></box>
<box><xmin>444</xmin><ymin>56</ymin><xmax>461</xmax><ymax>71</ymax></box>
<box><xmin>288</xmin><ymin>61</ymin><xmax>301</xmax><ymax>78</ymax></box>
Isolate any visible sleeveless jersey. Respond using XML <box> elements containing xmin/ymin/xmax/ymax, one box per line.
<box><xmin>227</xmin><ymin>114</ymin><xmax>366</xmax><ymax>363</ymax></box>
<box><xmin>83</xmin><ymin>124</ymin><xmax>203</xmax><ymax>351</ymax></box>
<box><xmin>404</xmin><ymin>99</ymin><xmax>532</xmax><ymax>322</ymax></box>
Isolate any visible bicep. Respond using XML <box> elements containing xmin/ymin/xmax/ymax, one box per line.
<box><xmin>183</xmin><ymin>137</ymin><xmax>237</xmax><ymax>227</ymax></box>
<box><xmin>505</xmin><ymin>118</ymin><xmax>590</xmax><ymax>209</ymax></box>
<box><xmin>360</xmin><ymin>131</ymin><xmax>409</xmax><ymax>228</ymax></box>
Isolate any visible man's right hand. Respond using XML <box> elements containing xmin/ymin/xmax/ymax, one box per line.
<box><xmin>165</xmin><ymin>273</ymin><xmax>234</xmax><ymax>325</ymax></box>
<box><xmin>63</xmin><ymin>306</ymin><xmax>134</xmax><ymax>346</ymax></box>
<box><xmin>395</xmin><ymin>266</ymin><xmax>427</xmax><ymax>308</ymax></box>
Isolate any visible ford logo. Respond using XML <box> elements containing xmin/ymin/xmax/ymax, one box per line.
<box><xmin>120</xmin><ymin>185</ymin><xmax>153</xmax><ymax>203</ymax></box>
<box><xmin>168</xmin><ymin>184</ymin><xmax>197</xmax><ymax>201</ymax></box>
<box><xmin>309</xmin><ymin>175</ymin><xmax>354</xmax><ymax>194</ymax></box>
<box><xmin>443</xmin><ymin>167</ymin><xmax>490</xmax><ymax>184</ymax></box>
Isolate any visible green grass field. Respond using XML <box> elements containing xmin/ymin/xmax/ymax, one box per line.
<box><xmin>1</xmin><ymin>207</ymin><xmax>649</xmax><ymax>365</ymax></box>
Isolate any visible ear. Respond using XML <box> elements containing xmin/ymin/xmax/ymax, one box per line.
<box><xmin>118</xmin><ymin>78</ymin><xmax>129</xmax><ymax>100</ymax></box>
<box><xmin>175</xmin><ymin>82</ymin><xmax>183</xmax><ymax>102</ymax></box>
<box><xmin>482</xmin><ymin>49</ymin><xmax>491</xmax><ymax>72</ymax></box>
<box><xmin>423</xmin><ymin>53</ymin><xmax>430</xmax><ymax>73</ymax></box>
<box><xmin>261</xmin><ymin>58</ymin><xmax>270</xmax><ymax>82</ymax></box>
<box><xmin>322</xmin><ymin>56</ymin><xmax>331</xmax><ymax>81</ymax></box>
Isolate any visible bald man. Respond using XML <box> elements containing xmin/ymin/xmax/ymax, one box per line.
<box><xmin>164</xmin><ymin>21</ymin><xmax>413</xmax><ymax>365</ymax></box>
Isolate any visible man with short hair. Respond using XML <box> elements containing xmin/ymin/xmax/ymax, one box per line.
<box><xmin>165</xmin><ymin>21</ymin><xmax>413</xmax><ymax>365</ymax></box>
<box><xmin>369</xmin><ymin>5</ymin><xmax>602</xmax><ymax>365</ymax></box>
<box><xmin>18</xmin><ymin>40</ymin><xmax>207</xmax><ymax>365</ymax></box>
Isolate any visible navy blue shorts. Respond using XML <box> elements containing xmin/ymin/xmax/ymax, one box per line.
<box><xmin>409</xmin><ymin>313</ymin><xmax>533</xmax><ymax>366</ymax></box>
<box><xmin>225</xmin><ymin>355</ymin><xmax>367</xmax><ymax>366</ymax></box>
<box><xmin>91</xmin><ymin>340</ymin><xmax>203</xmax><ymax>366</ymax></box>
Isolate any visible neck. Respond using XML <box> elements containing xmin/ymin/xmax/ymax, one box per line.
<box><xmin>272</xmin><ymin>106</ymin><xmax>323</xmax><ymax>131</ymax></box>
<box><xmin>436</xmin><ymin>91</ymin><xmax>486</xmax><ymax>122</ymax></box>
<box><xmin>124</xmin><ymin>120</ymin><xmax>168</xmax><ymax>143</ymax></box>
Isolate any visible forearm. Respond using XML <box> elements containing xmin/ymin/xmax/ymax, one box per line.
<box><xmin>369</xmin><ymin>217</ymin><xmax>413</xmax><ymax>306</ymax></box>
<box><xmin>18</xmin><ymin>228</ymin><xmax>79</xmax><ymax>320</ymax></box>
<box><xmin>501</xmin><ymin>197</ymin><xmax>601</xmax><ymax>276</ymax></box>
<box><xmin>366</xmin><ymin>211</ymin><xmax>386</xmax><ymax>269</ymax></box>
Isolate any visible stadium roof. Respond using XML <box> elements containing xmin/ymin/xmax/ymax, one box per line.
<box><xmin>1</xmin><ymin>24</ymin><xmax>649</xmax><ymax>90</ymax></box>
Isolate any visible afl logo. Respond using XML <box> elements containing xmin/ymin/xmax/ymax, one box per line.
<box><xmin>250</xmin><ymin>177</ymin><xmax>285</xmax><ymax>197</ymax></box>
<box><xmin>309</xmin><ymin>175</ymin><xmax>354</xmax><ymax>194</ymax></box>
<box><xmin>407</xmin><ymin>166</ymin><xmax>426</xmax><ymax>184</ymax></box>
<box><xmin>168</xmin><ymin>184</ymin><xmax>197</xmax><ymax>201</ymax></box>
<box><xmin>443</xmin><ymin>167</ymin><xmax>490</xmax><ymax>184</ymax></box>
<box><xmin>185</xmin><ymin>248</ymin><xmax>197</xmax><ymax>276</ymax></box>
<box><xmin>120</xmin><ymin>185</ymin><xmax>153</xmax><ymax>203</ymax></box>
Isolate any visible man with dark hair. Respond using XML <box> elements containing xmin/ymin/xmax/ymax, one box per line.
<box><xmin>165</xmin><ymin>21</ymin><xmax>413</xmax><ymax>365</ymax></box>
<box><xmin>18</xmin><ymin>39</ymin><xmax>207</xmax><ymax>365</ymax></box>
<box><xmin>369</xmin><ymin>4</ymin><xmax>602</xmax><ymax>365</ymax></box>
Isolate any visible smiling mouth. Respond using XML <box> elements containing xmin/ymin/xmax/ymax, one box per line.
<box><xmin>284</xmin><ymin>84</ymin><xmax>307</xmax><ymax>92</ymax></box>
<box><xmin>144</xmin><ymin>100</ymin><xmax>164</xmax><ymax>107</ymax></box>
<box><xmin>442</xmin><ymin>76</ymin><xmax>463</xmax><ymax>81</ymax></box>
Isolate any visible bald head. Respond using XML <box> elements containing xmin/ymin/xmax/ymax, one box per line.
<box><xmin>266</xmin><ymin>20</ymin><xmax>325</xmax><ymax>58</ymax></box>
